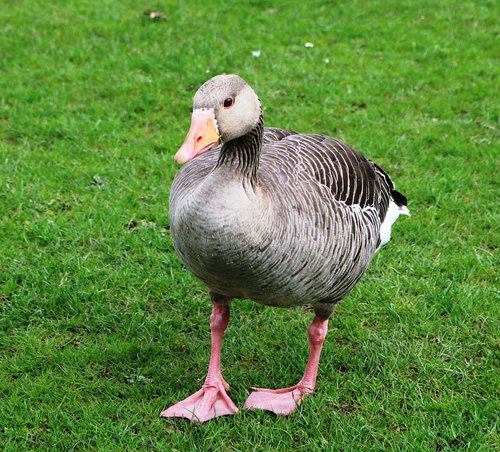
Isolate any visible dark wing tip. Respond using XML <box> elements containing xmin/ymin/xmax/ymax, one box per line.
<box><xmin>372</xmin><ymin>162</ymin><xmax>408</xmax><ymax>208</ymax></box>
<box><xmin>392</xmin><ymin>189</ymin><xmax>408</xmax><ymax>207</ymax></box>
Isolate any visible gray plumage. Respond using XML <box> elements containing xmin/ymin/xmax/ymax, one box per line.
<box><xmin>169</xmin><ymin>75</ymin><xmax>408</xmax><ymax>319</ymax></box>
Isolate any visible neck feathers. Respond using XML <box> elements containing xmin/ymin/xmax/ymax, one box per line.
<box><xmin>215</xmin><ymin>112</ymin><xmax>264</xmax><ymax>187</ymax></box>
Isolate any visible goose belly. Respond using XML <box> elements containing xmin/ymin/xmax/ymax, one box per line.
<box><xmin>171</xmin><ymin>195</ymin><xmax>380</xmax><ymax>307</ymax></box>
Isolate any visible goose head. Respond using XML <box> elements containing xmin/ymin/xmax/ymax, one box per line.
<box><xmin>175</xmin><ymin>74</ymin><xmax>262</xmax><ymax>164</ymax></box>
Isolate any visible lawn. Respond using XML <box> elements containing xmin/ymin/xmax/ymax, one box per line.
<box><xmin>0</xmin><ymin>0</ymin><xmax>498</xmax><ymax>449</ymax></box>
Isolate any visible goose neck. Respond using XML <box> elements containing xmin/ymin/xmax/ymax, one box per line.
<box><xmin>215</xmin><ymin>113</ymin><xmax>264</xmax><ymax>187</ymax></box>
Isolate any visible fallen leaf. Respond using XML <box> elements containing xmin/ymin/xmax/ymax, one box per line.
<box><xmin>144</xmin><ymin>11</ymin><xmax>168</xmax><ymax>21</ymax></box>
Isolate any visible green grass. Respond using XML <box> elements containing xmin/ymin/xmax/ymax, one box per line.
<box><xmin>0</xmin><ymin>0</ymin><xmax>498</xmax><ymax>449</ymax></box>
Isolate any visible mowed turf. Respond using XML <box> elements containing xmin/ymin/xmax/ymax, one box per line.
<box><xmin>0</xmin><ymin>0</ymin><xmax>497</xmax><ymax>449</ymax></box>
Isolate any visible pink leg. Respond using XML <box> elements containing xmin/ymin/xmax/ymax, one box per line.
<box><xmin>244</xmin><ymin>316</ymin><xmax>329</xmax><ymax>415</ymax></box>
<box><xmin>161</xmin><ymin>303</ymin><xmax>238</xmax><ymax>423</ymax></box>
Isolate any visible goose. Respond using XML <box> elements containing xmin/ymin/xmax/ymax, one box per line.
<box><xmin>161</xmin><ymin>74</ymin><xmax>409</xmax><ymax>423</ymax></box>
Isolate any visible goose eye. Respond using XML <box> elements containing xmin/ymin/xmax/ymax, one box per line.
<box><xmin>223</xmin><ymin>97</ymin><xmax>234</xmax><ymax>108</ymax></box>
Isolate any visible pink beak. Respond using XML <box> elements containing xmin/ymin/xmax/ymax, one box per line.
<box><xmin>174</xmin><ymin>109</ymin><xmax>220</xmax><ymax>164</ymax></box>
